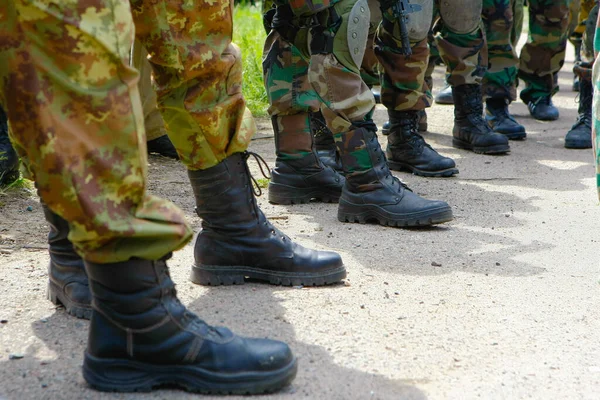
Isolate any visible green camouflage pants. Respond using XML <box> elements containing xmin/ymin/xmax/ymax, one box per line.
<box><xmin>0</xmin><ymin>0</ymin><xmax>257</xmax><ymax>263</ymax></box>
<box><xmin>518</xmin><ymin>0</ymin><xmax>570</xmax><ymax>102</ymax></box>
<box><xmin>483</xmin><ymin>0</ymin><xmax>570</xmax><ymax>102</ymax></box>
<box><xmin>263</xmin><ymin>0</ymin><xmax>376</xmax><ymax>171</ymax></box>
<box><xmin>481</xmin><ymin>0</ymin><xmax>519</xmax><ymax>101</ymax></box>
<box><xmin>376</xmin><ymin>0</ymin><xmax>487</xmax><ymax>112</ymax></box>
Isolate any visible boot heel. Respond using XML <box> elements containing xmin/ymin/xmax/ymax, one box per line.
<box><xmin>47</xmin><ymin>281</ymin><xmax>60</xmax><ymax>305</ymax></box>
<box><xmin>190</xmin><ymin>265</ymin><xmax>245</xmax><ymax>286</ymax></box>
<box><xmin>268</xmin><ymin>183</ymin><xmax>312</xmax><ymax>205</ymax></box>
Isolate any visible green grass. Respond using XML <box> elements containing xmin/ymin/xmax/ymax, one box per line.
<box><xmin>233</xmin><ymin>4</ymin><xmax>269</xmax><ymax>117</ymax></box>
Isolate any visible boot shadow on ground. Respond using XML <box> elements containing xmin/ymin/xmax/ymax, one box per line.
<box><xmin>0</xmin><ymin>279</ymin><xmax>427</xmax><ymax>400</ymax></box>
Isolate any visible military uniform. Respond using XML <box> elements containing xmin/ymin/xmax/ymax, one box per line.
<box><xmin>377</xmin><ymin>0</ymin><xmax>509</xmax><ymax>155</ymax></box>
<box><xmin>1</xmin><ymin>0</ymin><xmax>351</xmax><ymax>393</ymax></box>
<box><xmin>263</xmin><ymin>0</ymin><xmax>453</xmax><ymax>225</ymax></box>
<box><xmin>592</xmin><ymin>11</ymin><xmax>600</xmax><ymax>198</ymax></box>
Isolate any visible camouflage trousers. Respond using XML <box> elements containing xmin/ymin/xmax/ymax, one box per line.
<box><xmin>375</xmin><ymin>0</ymin><xmax>487</xmax><ymax>112</ymax></box>
<box><xmin>0</xmin><ymin>0</ymin><xmax>258</xmax><ymax>263</ymax></box>
<box><xmin>482</xmin><ymin>0</ymin><xmax>570</xmax><ymax>102</ymax></box>
<box><xmin>263</xmin><ymin>0</ymin><xmax>376</xmax><ymax>170</ymax></box>
<box><xmin>133</xmin><ymin>41</ymin><xmax>167</xmax><ymax>142</ymax></box>
<box><xmin>518</xmin><ymin>0</ymin><xmax>570</xmax><ymax>102</ymax></box>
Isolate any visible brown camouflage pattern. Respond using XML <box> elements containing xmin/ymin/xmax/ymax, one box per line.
<box><xmin>518</xmin><ymin>0</ymin><xmax>570</xmax><ymax>102</ymax></box>
<box><xmin>0</xmin><ymin>0</ymin><xmax>261</xmax><ymax>263</ymax></box>
<box><xmin>263</xmin><ymin>0</ymin><xmax>375</xmax><ymax>171</ymax></box>
<box><xmin>482</xmin><ymin>0</ymin><xmax>519</xmax><ymax>101</ymax></box>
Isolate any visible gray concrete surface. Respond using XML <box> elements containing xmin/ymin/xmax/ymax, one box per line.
<box><xmin>1</xmin><ymin>43</ymin><xmax>599</xmax><ymax>399</ymax></box>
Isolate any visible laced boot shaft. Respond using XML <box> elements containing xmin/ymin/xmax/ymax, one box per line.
<box><xmin>310</xmin><ymin>110</ymin><xmax>343</xmax><ymax>172</ymax></box>
<box><xmin>189</xmin><ymin>152</ymin><xmax>346</xmax><ymax>286</ymax></box>
<box><xmin>337</xmin><ymin>126</ymin><xmax>453</xmax><ymax>227</ymax></box>
<box><xmin>83</xmin><ymin>258</ymin><xmax>297</xmax><ymax>394</ymax></box>
<box><xmin>452</xmin><ymin>84</ymin><xmax>510</xmax><ymax>154</ymax></box>
<box><xmin>269</xmin><ymin>114</ymin><xmax>344</xmax><ymax>204</ymax></box>
<box><xmin>385</xmin><ymin>110</ymin><xmax>458</xmax><ymax>177</ymax></box>
<box><xmin>485</xmin><ymin>97</ymin><xmax>527</xmax><ymax>140</ymax></box>
<box><xmin>565</xmin><ymin>65</ymin><xmax>593</xmax><ymax>149</ymax></box>
<box><xmin>43</xmin><ymin>204</ymin><xmax>92</xmax><ymax>319</ymax></box>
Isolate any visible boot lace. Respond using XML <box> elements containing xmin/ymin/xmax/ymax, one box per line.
<box><xmin>243</xmin><ymin>151</ymin><xmax>271</xmax><ymax>197</ymax></box>
<box><xmin>243</xmin><ymin>151</ymin><xmax>291</xmax><ymax>242</ymax></box>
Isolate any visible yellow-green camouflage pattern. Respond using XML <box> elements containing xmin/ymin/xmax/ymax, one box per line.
<box><xmin>0</xmin><ymin>0</ymin><xmax>258</xmax><ymax>263</ymax></box>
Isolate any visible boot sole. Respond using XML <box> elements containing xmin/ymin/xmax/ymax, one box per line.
<box><xmin>565</xmin><ymin>140</ymin><xmax>592</xmax><ymax>149</ymax></box>
<box><xmin>452</xmin><ymin>138</ymin><xmax>510</xmax><ymax>154</ymax></box>
<box><xmin>83</xmin><ymin>352</ymin><xmax>297</xmax><ymax>394</ymax></box>
<box><xmin>501</xmin><ymin>131</ymin><xmax>527</xmax><ymax>141</ymax></box>
<box><xmin>388</xmin><ymin>160</ymin><xmax>459</xmax><ymax>178</ymax></box>
<box><xmin>190</xmin><ymin>265</ymin><xmax>347</xmax><ymax>287</ymax></box>
<box><xmin>268</xmin><ymin>183</ymin><xmax>341</xmax><ymax>205</ymax></box>
<box><xmin>337</xmin><ymin>201</ymin><xmax>453</xmax><ymax>227</ymax></box>
<box><xmin>47</xmin><ymin>281</ymin><xmax>92</xmax><ymax>320</ymax></box>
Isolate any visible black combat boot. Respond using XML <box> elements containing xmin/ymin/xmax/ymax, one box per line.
<box><xmin>485</xmin><ymin>97</ymin><xmax>527</xmax><ymax>140</ymax></box>
<box><xmin>146</xmin><ymin>134</ymin><xmax>179</xmax><ymax>159</ymax></box>
<box><xmin>452</xmin><ymin>84</ymin><xmax>510</xmax><ymax>154</ymax></box>
<box><xmin>338</xmin><ymin>126</ymin><xmax>453</xmax><ymax>227</ymax></box>
<box><xmin>381</xmin><ymin>110</ymin><xmax>427</xmax><ymax>136</ymax></box>
<box><xmin>0</xmin><ymin>106</ymin><xmax>19</xmax><ymax>186</ymax></box>
<box><xmin>565</xmin><ymin>68</ymin><xmax>592</xmax><ymax>149</ymax></box>
<box><xmin>385</xmin><ymin>110</ymin><xmax>458</xmax><ymax>177</ymax></box>
<box><xmin>268</xmin><ymin>114</ymin><xmax>344</xmax><ymax>204</ymax></box>
<box><xmin>310</xmin><ymin>111</ymin><xmax>344</xmax><ymax>173</ymax></box>
<box><xmin>83</xmin><ymin>258</ymin><xmax>297</xmax><ymax>394</ymax></box>
<box><xmin>189</xmin><ymin>152</ymin><xmax>346</xmax><ymax>286</ymax></box>
<box><xmin>43</xmin><ymin>204</ymin><xmax>92</xmax><ymax>319</ymax></box>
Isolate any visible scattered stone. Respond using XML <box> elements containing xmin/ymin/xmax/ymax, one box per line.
<box><xmin>41</xmin><ymin>383</ymin><xmax>48</xmax><ymax>388</ymax></box>
<box><xmin>40</xmin><ymin>318</ymin><xmax>48</xmax><ymax>323</ymax></box>
<box><xmin>8</xmin><ymin>353</ymin><xmax>24</xmax><ymax>360</ymax></box>
<box><xmin>0</xmin><ymin>319</ymin><xmax>7</xmax><ymax>324</ymax></box>
<box><xmin>26</xmin><ymin>206</ymin><xmax>33</xmax><ymax>212</ymax></box>
<box><xmin>431</xmin><ymin>261</ymin><xmax>442</xmax><ymax>267</ymax></box>
<box><xmin>360</xmin><ymin>305</ymin><xmax>365</xmax><ymax>309</ymax></box>
<box><xmin>495</xmin><ymin>262</ymin><xmax>501</xmax><ymax>266</ymax></box>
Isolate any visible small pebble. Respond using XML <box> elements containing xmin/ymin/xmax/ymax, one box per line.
<box><xmin>40</xmin><ymin>318</ymin><xmax>48</xmax><ymax>323</ymax></box>
<box><xmin>495</xmin><ymin>262</ymin><xmax>501</xmax><ymax>266</ymax></box>
<box><xmin>9</xmin><ymin>353</ymin><xmax>24</xmax><ymax>360</ymax></box>
<box><xmin>431</xmin><ymin>261</ymin><xmax>442</xmax><ymax>267</ymax></box>
<box><xmin>26</xmin><ymin>206</ymin><xmax>33</xmax><ymax>212</ymax></box>
<box><xmin>0</xmin><ymin>319</ymin><xmax>7</xmax><ymax>324</ymax></box>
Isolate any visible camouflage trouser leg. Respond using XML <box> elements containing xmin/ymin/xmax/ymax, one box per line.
<box><xmin>269</xmin><ymin>0</ymin><xmax>375</xmax><ymax>173</ymax></box>
<box><xmin>132</xmin><ymin>41</ymin><xmax>167</xmax><ymax>142</ymax></box>
<box><xmin>0</xmin><ymin>0</ymin><xmax>192</xmax><ymax>263</ymax></box>
<box><xmin>434</xmin><ymin>0</ymin><xmax>488</xmax><ymax>87</ymax></box>
<box><xmin>360</xmin><ymin>31</ymin><xmax>381</xmax><ymax>87</ymax></box>
<box><xmin>132</xmin><ymin>0</ymin><xmax>256</xmax><ymax>171</ymax></box>
<box><xmin>518</xmin><ymin>0</ymin><xmax>570</xmax><ymax>102</ymax></box>
<box><xmin>511</xmin><ymin>0</ymin><xmax>524</xmax><ymax>47</ymax></box>
<box><xmin>375</xmin><ymin>0</ymin><xmax>432</xmax><ymax>112</ymax></box>
<box><xmin>262</xmin><ymin>29</ymin><xmax>319</xmax><ymax>160</ymax></box>
<box><xmin>482</xmin><ymin>0</ymin><xmax>519</xmax><ymax>101</ymax></box>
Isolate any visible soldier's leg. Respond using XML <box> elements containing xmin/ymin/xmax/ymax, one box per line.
<box><xmin>307</xmin><ymin>0</ymin><xmax>453</xmax><ymax>226</ymax></box>
<box><xmin>1</xmin><ymin>0</ymin><xmax>299</xmax><ymax>394</ymax></box>
<box><xmin>132</xmin><ymin>41</ymin><xmax>178</xmax><ymax>159</ymax></box>
<box><xmin>262</xmin><ymin>9</ymin><xmax>344</xmax><ymax>204</ymax></box>
<box><xmin>375</xmin><ymin>0</ymin><xmax>458</xmax><ymax>177</ymax></box>
<box><xmin>565</xmin><ymin>4</ymin><xmax>597</xmax><ymax>149</ymax></box>
<box><xmin>518</xmin><ymin>0</ymin><xmax>569</xmax><ymax>121</ymax></box>
<box><xmin>436</xmin><ymin>0</ymin><xmax>510</xmax><ymax>154</ymax></box>
<box><xmin>482</xmin><ymin>0</ymin><xmax>526</xmax><ymax>140</ymax></box>
<box><xmin>132</xmin><ymin>0</ymin><xmax>344</xmax><ymax>286</ymax></box>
